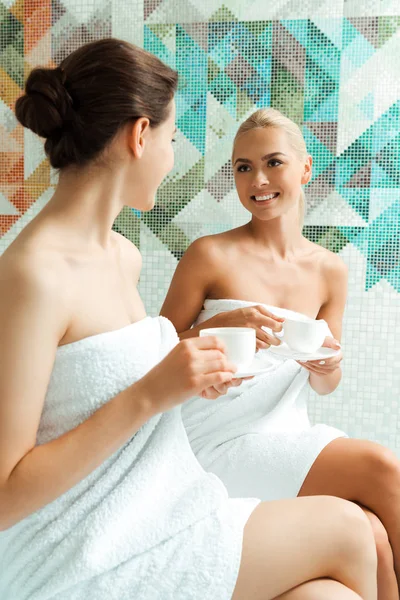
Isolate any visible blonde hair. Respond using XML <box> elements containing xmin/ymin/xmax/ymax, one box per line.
<box><xmin>233</xmin><ymin>108</ymin><xmax>308</xmax><ymax>228</ymax></box>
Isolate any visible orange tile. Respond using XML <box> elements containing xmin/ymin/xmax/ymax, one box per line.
<box><xmin>0</xmin><ymin>183</ymin><xmax>20</xmax><ymax>200</ymax></box>
<box><xmin>0</xmin><ymin>154</ymin><xmax>24</xmax><ymax>184</ymax></box>
<box><xmin>10</xmin><ymin>186</ymin><xmax>35</xmax><ymax>213</ymax></box>
<box><xmin>10</xmin><ymin>125</ymin><xmax>24</xmax><ymax>149</ymax></box>
<box><xmin>26</xmin><ymin>159</ymin><xmax>51</xmax><ymax>197</ymax></box>
<box><xmin>0</xmin><ymin>68</ymin><xmax>23</xmax><ymax>109</ymax></box>
<box><xmin>0</xmin><ymin>215</ymin><xmax>20</xmax><ymax>235</ymax></box>
<box><xmin>25</xmin><ymin>1</ymin><xmax>52</xmax><ymax>54</ymax></box>
<box><xmin>10</xmin><ymin>0</ymin><xmax>24</xmax><ymax>23</ymax></box>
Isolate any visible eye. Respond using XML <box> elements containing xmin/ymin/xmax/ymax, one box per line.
<box><xmin>172</xmin><ymin>138</ymin><xmax>176</xmax><ymax>143</ymax></box>
<box><xmin>236</xmin><ymin>164</ymin><xmax>250</xmax><ymax>172</ymax></box>
<box><xmin>268</xmin><ymin>159</ymin><xmax>282</xmax><ymax>167</ymax></box>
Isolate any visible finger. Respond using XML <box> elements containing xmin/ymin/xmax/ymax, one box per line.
<box><xmin>201</xmin><ymin>355</ymin><xmax>237</xmax><ymax>374</ymax></box>
<box><xmin>256</xmin><ymin>340</ymin><xmax>270</xmax><ymax>350</ymax></box>
<box><xmin>214</xmin><ymin>378</ymin><xmax>243</xmax><ymax>394</ymax></box>
<box><xmin>309</xmin><ymin>355</ymin><xmax>343</xmax><ymax>368</ymax></box>
<box><xmin>254</xmin><ymin>305</ymin><xmax>285</xmax><ymax>323</ymax></box>
<box><xmin>184</xmin><ymin>348</ymin><xmax>236</xmax><ymax>376</ymax></box>
<box><xmin>322</xmin><ymin>336</ymin><xmax>341</xmax><ymax>350</ymax></box>
<box><xmin>215</xmin><ymin>378</ymin><xmax>243</xmax><ymax>394</ymax></box>
<box><xmin>298</xmin><ymin>362</ymin><xmax>338</xmax><ymax>374</ymax></box>
<box><xmin>199</xmin><ymin>349</ymin><xmax>230</xmax><ymax>364</ymax></box>
<box><xmin>199</xmin><ymin>372</ymin><xmax>235</xmax><ymax>397</ymax></box>
<box><xmin>200</xmin><ymin>387</ymin><xmax>221</xmax><ymax>400</ymax></box>
<box><xmin>297</xmin><ymin>362</ymin><xmax>323</xmax><ymax>374</ymax></box>
<box><xmin>212</xmin><ymin>383</ymin><xmax>230</xmax><ymax>395</ymax></box>
<box><xmin>253</xmin><ymin>308</ymin><xmax>284</xmax><ymax>333</ymax></box>
<box><xmin>192</xmin><ymin>335</ymin><xmax>227</xmax><ymax>353</ymax></box>
<box><xmin>254</xmin><ymin>327</ymin><xmax>272</xmax><ymax>345</ymax></box>
<box><xmin>307</xmin><ymin>357</ymin><xmax>342</xmax><ymax>369</ymax></box>
<box><xmin>263</xmin><ymin>333</ymin><xmax>282</xmax><ymax>347</ymax></box>
<box><xmin>229</xmin><ymin>378</ymin><xmax>243</xmax><ymax>387</ymax></box>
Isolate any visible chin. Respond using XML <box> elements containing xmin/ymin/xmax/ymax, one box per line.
<box><xmin>141</xmin><ymin>201</ymin><xmax>156</xmax><ymax>212</ymax></box>
<box><xmin>128</xmin><ymin>196</ymin><xmax>156</xmax><ymax>212</ymax></box>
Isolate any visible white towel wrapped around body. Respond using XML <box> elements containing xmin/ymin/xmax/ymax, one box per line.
<box><xmin>0</xmin><ymin>316</ymin><xmax>260</xmax><ymax>600</ymax></box>
<box><xmin>182</xmin><ymin>299</ymin><xmax>347</xmax><ymax>501</ymax></box>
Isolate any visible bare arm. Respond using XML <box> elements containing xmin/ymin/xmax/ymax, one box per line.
<box><xmin>0</xmin><ymin>257</ymin><xmax>236</xmax><ymax>530</ymax></box>
<box><xmin>307</xmin><ymin>256</ymin><xmax>348</xmax><ymax>395</ymax></box>
<box><xmin>0</xmin><ymin>260</ymin><xmax>159</xmax><ymax>530</ymax></box>
<box><xmin>160</xmin><ymin>237</ymin><xmax>222</xmax><ymax>338</ymax></box>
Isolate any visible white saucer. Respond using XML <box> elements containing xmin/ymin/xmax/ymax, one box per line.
<box><xmin>268</xmin><ymin>343</ymin><xmax>340</xmax><ymax>362</ymax></box>
<box><xmin>233</xmin><ymin>357</ymin><xmax>276</xmax><ymax>378</ymax></box>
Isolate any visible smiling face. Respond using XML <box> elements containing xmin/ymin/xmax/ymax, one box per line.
<box><xmin>232</xmin><ymin>126</ymin><xmax>312</xmax><ymax>222</ymax></box>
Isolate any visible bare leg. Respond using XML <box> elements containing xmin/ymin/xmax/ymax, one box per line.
<box><xmin>275</xmin><ymin>579</ymin><xmax>362</xmax><ymax>600</ymax></box>
<box><xmin>232</xmin><ymin>495</ymin><xmax>377</xmax><ymax>600</ymax></box>
<box><xmin>362</xmin><ymin>508</ymin><xmax>398</xmax><ymax>600</ymax></box>
<box><xmin>299</xmin><ymin>438</ymin><xmax>400</xmax><ymax>594</ymax></box>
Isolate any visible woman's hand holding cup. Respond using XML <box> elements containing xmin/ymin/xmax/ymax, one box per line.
<box><xmin>134</xmin><ymin>336</ymin><xmax>240</xmax><ymax>413</ymax></box>
<box><xmin>211</xmin><ymin>305</ymin><xmax>284</xmax><ymax>350</ymax></box>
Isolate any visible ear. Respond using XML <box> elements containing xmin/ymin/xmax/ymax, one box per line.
<box><xmin>301</xmin><ymin>155</ymin><xmax>312</xmax><ymax>185</ymax></box>
<box><xmin>127</xmin><ymin>117</ymin><xmax>151</xmax><ymax>159</ymax></box>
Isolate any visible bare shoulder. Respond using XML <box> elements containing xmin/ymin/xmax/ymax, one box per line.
<box><xmin>112</xmin><ymin>231</ymin><xmax>142</xmax><ymax>281</ymax></box>
<box><xmin>305</xmin><ymin>240</ymin><xmax>348</xmax><ymax>278</ymax></box>
<box><xmin>320</xmin><ymin>248</ymin><xmax>348</xmax><ymax>281</ymax></box>
<box><xmin>186</xmin><ymin>233</ymin><xmax>223</xmax><ymax>261</ymax></box>
<box><xmin>0</xmin><ymin>247</ymin><xmax>71</xmax><ymax>336</ymax></box>
<box><xmin>185</xmin><ymin>228</ymin><xmax>241</xmax><ymax>264</ymax></box>
<box><xmin>0</xmin><ymin>245</ymin><xmax>68</xmax><ymax>293</ymax></box>
<box><xmin>112</xmin><ymin>231</ymin><xmax>141</xmax><ymax>262</ymax></box>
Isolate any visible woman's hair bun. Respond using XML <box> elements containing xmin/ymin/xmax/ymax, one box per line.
<box><xmin>15</xmin><ymin>67</ymin><xmax>74</xmax><ymax>139</ymax></box>
<box><xmin>14</xmin><ymin>39</ymin><xmax>178</xmax><ymax>170</ymax></box>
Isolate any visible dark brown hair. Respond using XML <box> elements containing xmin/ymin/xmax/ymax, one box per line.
<box><xmin>15</xmin><ymin>38</ymin><xmax>178</xmax><ymax>169</ymax></box>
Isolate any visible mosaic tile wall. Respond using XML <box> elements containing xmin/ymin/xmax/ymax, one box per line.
<box><xmin>1</xmin><ymin>0</ymin><xmax>399</xmax><ymax>452</ymax></box>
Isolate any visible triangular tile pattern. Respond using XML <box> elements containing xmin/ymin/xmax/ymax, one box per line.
<box><xmin>140</xmin><ymin>14</ymin><xmax>399</xmax><ymax>291</ymax></box>
<box><xmin>0</xmin><ymin>6</ymin><xmax>399</xmax><ymax>295</ymax></box>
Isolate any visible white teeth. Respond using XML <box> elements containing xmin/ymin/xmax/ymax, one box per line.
<box><xmin>254</xmin><ymin>193</ymin><xmax>278</xmax><ymax>201</ymax></box>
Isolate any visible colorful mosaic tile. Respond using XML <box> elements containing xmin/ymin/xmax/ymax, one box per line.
<box><xmin>0</xmin><ymin>0</ymin><xmax>399</xmax><ymax>452</ymax></box>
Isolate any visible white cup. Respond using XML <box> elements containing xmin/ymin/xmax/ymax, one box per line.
<box><xmin>274</xmin><ymin>317</ymin><xmax>327</xmax><ymax>353</ymax></box>
<box><xmin>200</xmin><ymin>327</ymin><xmax>256</xmax><ymax>370</ymax></box>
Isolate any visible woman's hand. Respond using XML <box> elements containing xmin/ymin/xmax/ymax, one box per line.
<box><xmin>200</xmin><ymin>378</ymin><xmax>244</xmax><ymax>399</ymax></box>
<box><xmin>297</xmin><ymin>337</ymin><xmax>343</xmax><ymax>376</ymax></box>
<box><xmin>211</xmin><ymin>305</ymin><xmax>284</xmax><ymax>350</ymax></box>
<box><xmin>135</xmin><ymin>336</ymin><xmax>239</xmax><ymax>412</ymax></box>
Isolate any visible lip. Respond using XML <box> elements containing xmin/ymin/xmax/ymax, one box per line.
<box><xmin>250</xmin><ymin>192</ymin><xmax>280</xmax><ymax>205</ymax></box>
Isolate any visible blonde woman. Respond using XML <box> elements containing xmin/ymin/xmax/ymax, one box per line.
<box><xmin>161</xmin><ymin>108</ymin><xmax>400</xmax><ymax>599</ymax></box>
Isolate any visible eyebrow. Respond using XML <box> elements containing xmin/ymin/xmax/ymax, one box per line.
<box><xmin>233</xmin><ymin>152</ymin><xmax>287</xmax><ymax>166</ymax></box>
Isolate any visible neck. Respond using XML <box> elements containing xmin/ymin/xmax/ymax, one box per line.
<box><xmin>37</xmin><ymin>163</ymin><xmax>130</xmax><ymax>249</ymax></box>
<box><xmin>246</xmin><ymin>209</ymin><xmax>305</xmax><ymax>259</ymax></box>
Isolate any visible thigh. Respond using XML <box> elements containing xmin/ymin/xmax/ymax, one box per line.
<box><xmin>231</xmin><ymin>495</ymin><xmax>373</xmax><ymax>600</ymax></box>
<box><xmin>298</xmin><ymin>438</ymin><xmax>386</xmax><ymax>500</ymax></box>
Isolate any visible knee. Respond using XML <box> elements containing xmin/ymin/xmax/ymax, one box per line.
<box><xmin>365</xmin><ymin>511</ymin><xmax>394</xmax><ymax>567</ymax></box>
<box><xmin>362</xmin><ymin>442</ymin><xmax>400</xmax><ymax>488</ymax></box>
<box><xmin>326</xmin><ymin>497</ymin><xmax>377</xmax><ymax>559</ymax></box>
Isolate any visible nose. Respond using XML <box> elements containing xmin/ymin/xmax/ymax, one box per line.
<box><xmin>251</xmin><ymin>171</ymin><xmax>270</xmax><ymax>188</ymax></box>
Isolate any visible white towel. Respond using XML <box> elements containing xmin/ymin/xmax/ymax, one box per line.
<box><xmin>182</xmin><ymin>299</ymin><xmax>346</xmax><ymax>501</ymax></box>
<box><xmin>0</xmin><ymin>316</ymin><xmax>259</xmax><ymax>600</ymax></box>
